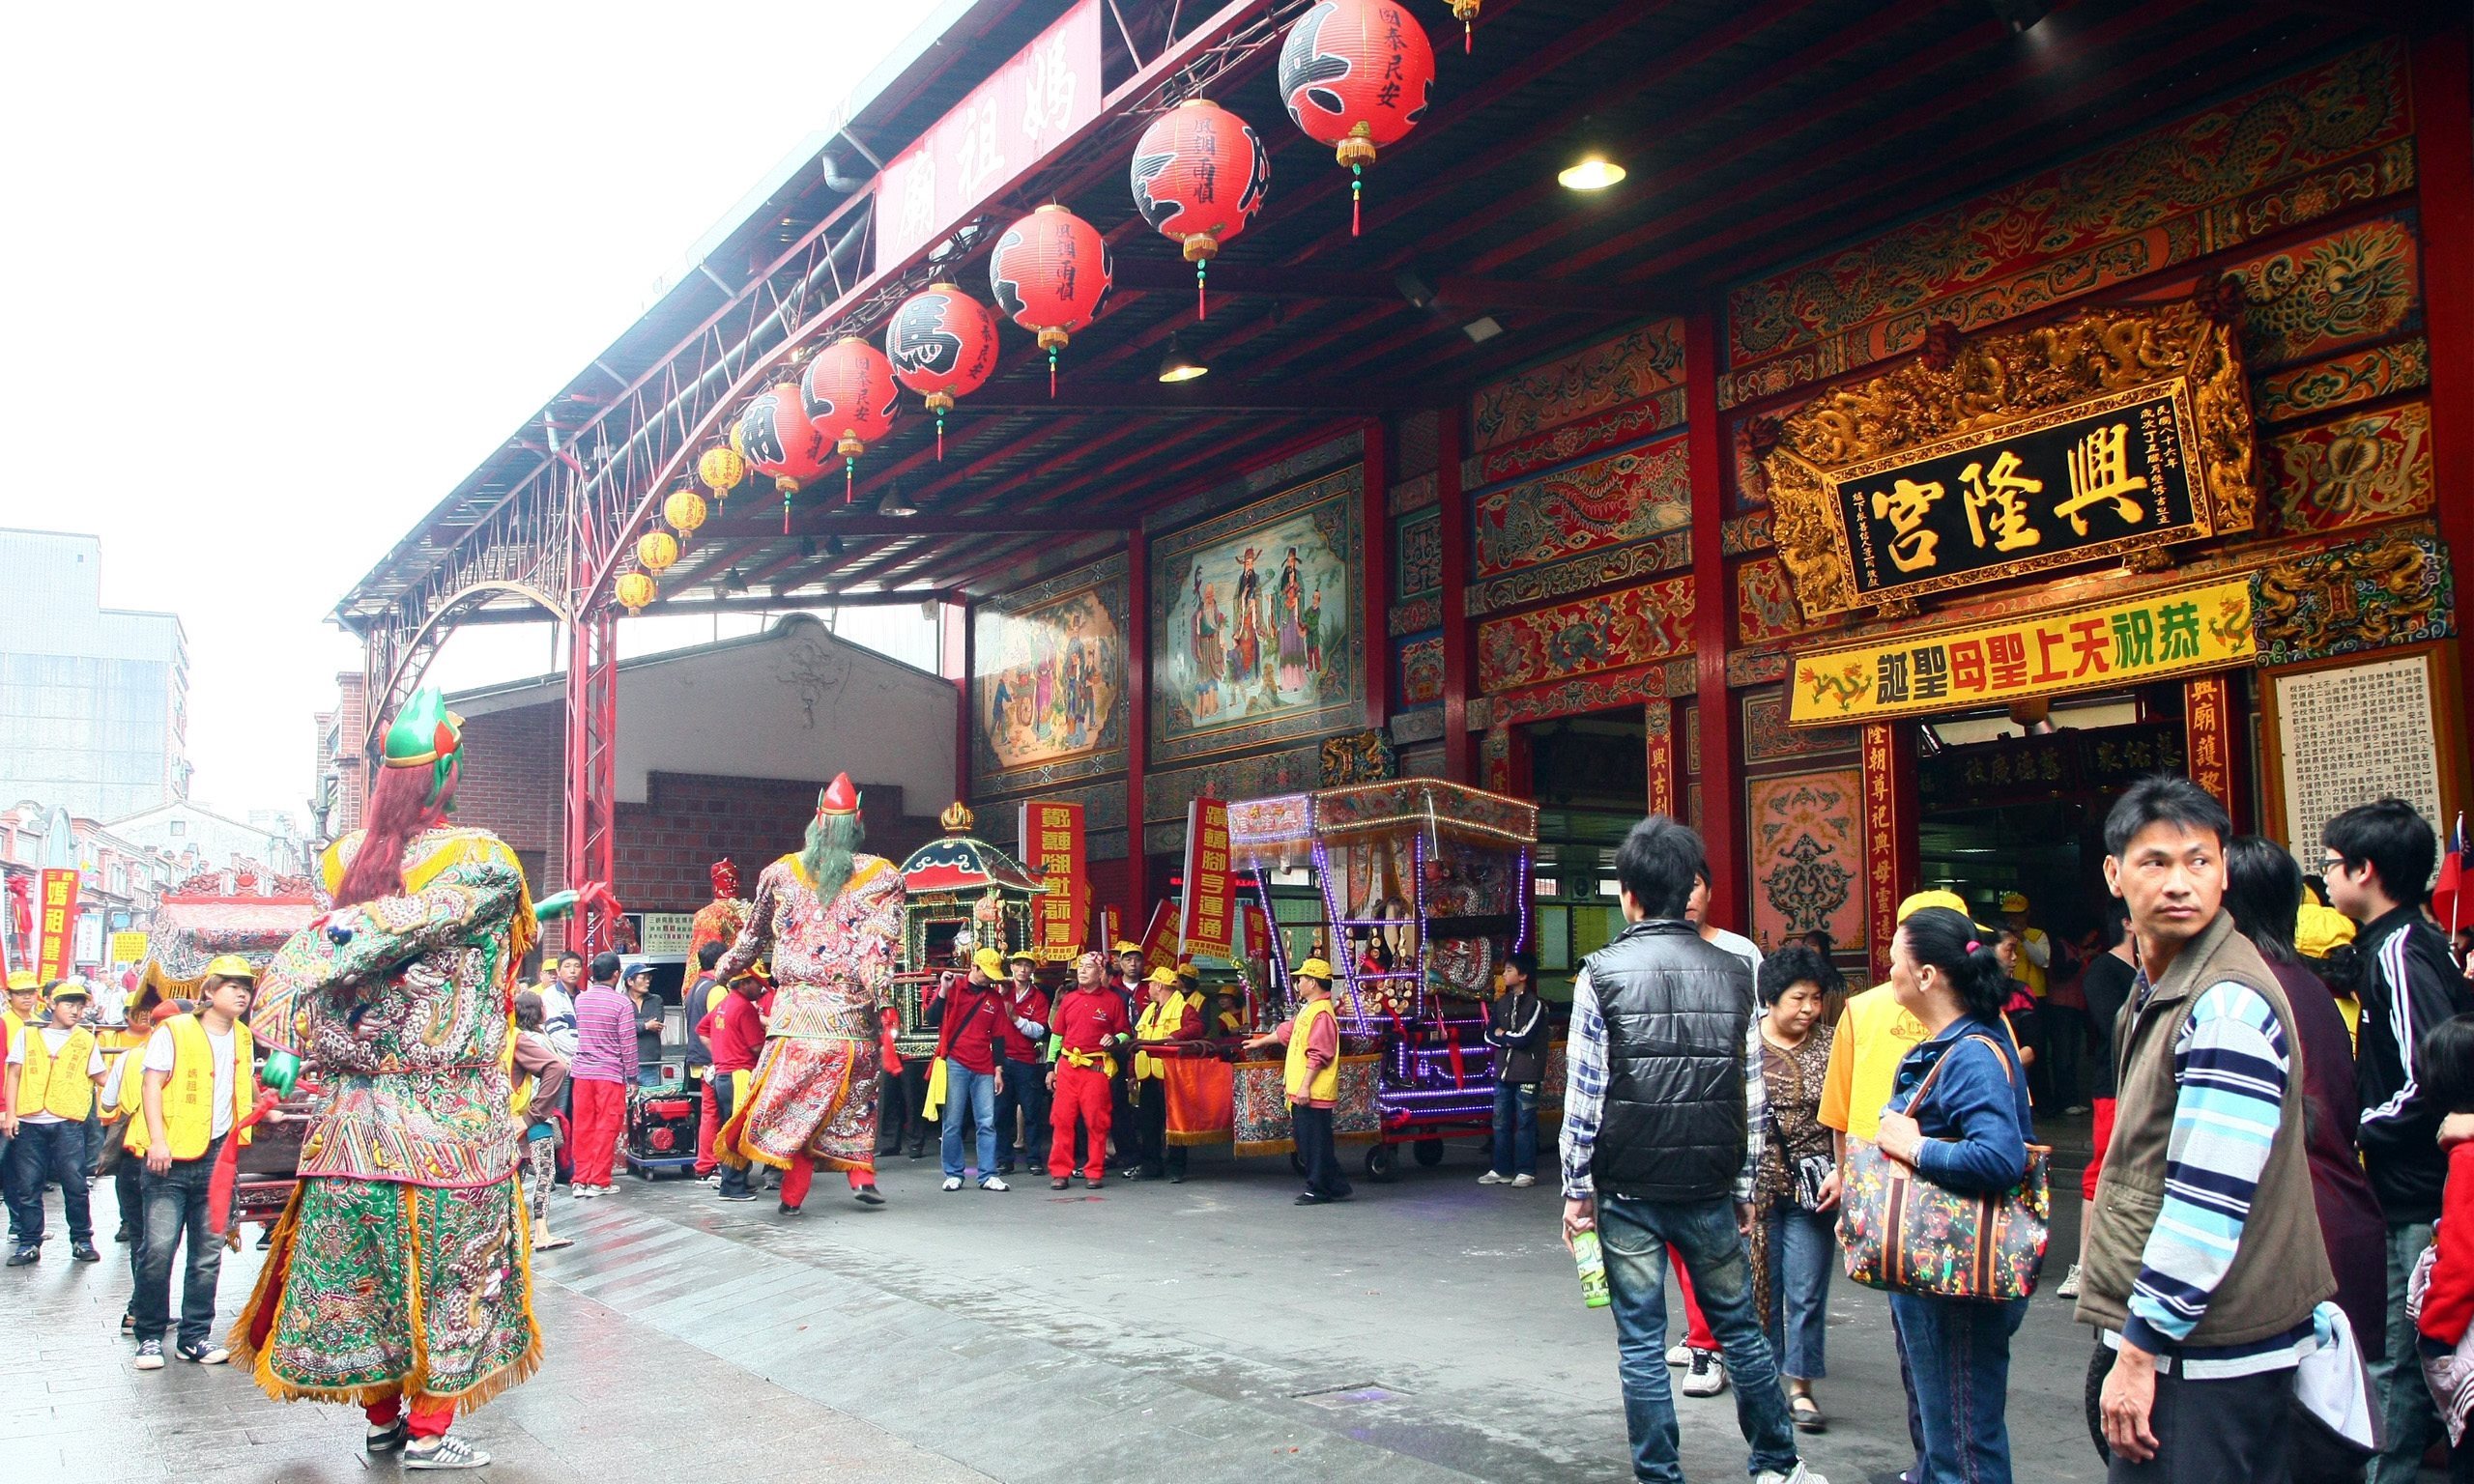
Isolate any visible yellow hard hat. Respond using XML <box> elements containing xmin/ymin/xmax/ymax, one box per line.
<box><xmin>2296</xmin><ymin>903</ymin><xmax>2358</xmax><ymax>960</ymax></box>
<box><xmin>1896</xmin><ymin>890</ymin><xmax>1971</xmax><ymax>924</ymax></box>
<box><xmin>972</xmin><ymin>947</ymin><xmax>1008</xmax><ymax>978</ymax></box>
<box><xmin>1295</xmin><ymin>957</ymin><xmax>1335</xmax><ymax>983</ymax></box>
<box><xmin>1145</xmin><ymin>965</ymin><xmax>1181</xmax><ymax>987</ymax></box>
<box><xmin>1999</xmin><ymin>892</ymin><xmax>2029</xmax><ymax>914</ymax></box>
<box><xmin>205</xmin><ymin>954</ymin><xmax>258</xmax><ymax>982</ymax></box>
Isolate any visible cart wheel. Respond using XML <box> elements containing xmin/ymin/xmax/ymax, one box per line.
<box><xmin>1412</xmin><ymin>1137</ymin><xmax>1445</xmax><ymax>1168</ymax></box>
<box><xmin>1290</xmin><ymin>1151</ymin><xmax>1308</xmax><ymax>1177</ymax></box>
<box><xmin>1366</xmin><ymin>1144</ymin><xmax>1399</xmax><ymax>1183</ymax></box>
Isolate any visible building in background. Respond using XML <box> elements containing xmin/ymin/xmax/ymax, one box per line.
<box><xmin>0</xmin><ymin>802</ymin><xmax>178</xmax><ymax>988</ymax></box>
<box><xmin>105</xmin><ymin>799</ymin><xmax>308</xmax><ymax>879</ymax></box>
<box><xmin>0</xmin><ymin>529</ymin><xmax>190</xmax><ymax>818</ymax></box>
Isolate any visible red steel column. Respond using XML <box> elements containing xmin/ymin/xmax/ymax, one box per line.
<box><xmin>1438</xmin><ymin>405</ymin><xmax>1474</xmax><ymax>783</ymax></box>
<box><xmin>2414</xmin><ymin>26</ymin><xmax>2474</xmax><ymax>739</ymax></box>
<box><xmin>945</xmin><ymin>601</ymin><xmax>971</xmax><ymax>808</ymax></box>
<box><xmin>1125</xmin><ymin>528</ymin><xmax>1151</xmax><ymax>930</ymax></box>
<box><xmin>563</xmin><ymin>608</ymin><xmax>618</xmax><ymax>953</ymax></box>
<box><xmin>1361</xmin><ymin>417</ymin><xmax>1393</xmax><ymax>738</ymax></box>
<box><xmin>1684</xmin><ymin>308</ymin><xmax>1741</xmax><ymax>925</ymax></box>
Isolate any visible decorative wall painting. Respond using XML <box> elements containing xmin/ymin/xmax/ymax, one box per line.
<box><xmin>972</xmin><ymin>555</ymin><xmax>1129</xmax><ymax>790</ymax></box>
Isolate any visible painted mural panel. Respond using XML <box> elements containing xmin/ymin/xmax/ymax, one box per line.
<box><xmin>1474</xmin><ymin>433</ymin><xmax>1689</xmax><ymax>580</ymax></box>
<box><xmin>2265</xmin><ymin>400</ymin><xmax>2433</xmax><ymax>535</ymax></box>
<box><xmin>1477</xmin><ymin>575</ymin><xmax>1693</xmax><ymax>695</ymax></box>
<box><xmin>971</xmin><ymin>554</ymin><xmax>1128</xmax><ymax>791</ymax></box>
<box><xmin>1471</xmin><ymin>319</ymin><xmax>1686</xmax><ymax>452</ymax></box>
<box><xmin>1741</xmin><ymin>692</ymin><xmax>1858</xmax><ymax>765</ymax></box>
<box><xmin>1151</xmin><ymin>467</ymin><xmax>1365</xmax><ymax>763</ymax></box>
<box><xmin>1398</xmin><ymin>637</ymin><xmax>1444</xmax><ymax>707</ymax></box>
<box><xmin>2257</xmin><ymin>338</ymin><xmax>2428</xmax><ymax>424</ymax></box>
<box><xmin>1396</xmin><ymin>507</ymin><xmax>1441</xmax><ymax>598</ymax></box>
<box><xmin>1467</xmin><ymin>531</ymin><xmax>1688</xmax><ymax>618</ymax></box>
<box><xmin>2230</xmin><ymin>214</ymin><xmax>2420</xmax><ymax>370</ymax></box>
<box><xmin>1470</xmin><ymin>389</ymin><xmax>1685</xmax><ymax>486</ymax></box>
<box><xmin>1747</xmin><ymin>768</ymin><xmax>1866</xmax><ymax>954</ymax></box>
<box><xmin>1734</xmin><ymin>556</ymin><xmax>1818</xmax><ymax>645</ymax></box>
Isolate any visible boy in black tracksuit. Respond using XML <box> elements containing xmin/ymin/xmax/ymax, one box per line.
<box><xmin>2322</xmin><ymin>798</ymin><xmax>2474</xmax><ymax>1484</ymax></box>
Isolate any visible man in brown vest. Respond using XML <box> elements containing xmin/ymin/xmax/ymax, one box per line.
<box><xmin>2079</xmin><ymin>776</ymin><xmax>2332</xmax><ymax>1479</ymax></box>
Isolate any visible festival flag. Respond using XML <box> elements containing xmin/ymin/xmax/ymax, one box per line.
<box><xmin>2435</xmin><ymin>813</ymin><xmax>2469</xmax><ymax>936</ymax></box>
<box><xmin>34</xmin><ymin>868</ymin><xmax>78</xmax><ymax>984</ymax></box>
<box><xmin>1178</xmin><ymin>798</ymin><xmax>1239</xmax><ymax>963</ymax></box>
<box><xmin>1017</xmin><ymin>800</ymin><xmax>1087</xmax><ymax>961</ymax></box>
<box><xmin>1137</xmin><ymin>899</ymin><xmax>1180</xmax><ymax>973</ymax></box>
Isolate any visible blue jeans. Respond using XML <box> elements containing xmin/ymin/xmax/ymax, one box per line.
<box><xmin>1888</xmin><ymin>1291</ymin><xmax>2028</xmax><ymax>1483</ymax></box>
<box><xmin>132</xmin><ymin>1139</ymin><xmax>224</xmax><ymax>1348</ymax></box>
<box><xmin>1490</xmin><ymin>1080</ymin><xmax>1539</xmax><ymax>1178</ymax></box>
<box><xmin>938</xmin><ymin>1061</ymin><xmax>998</xmax><ymax>1181</ymax></box>
<box><xmin>1764</xmin><ymin>1205</ymin><xmax>1834</xmax><ymax>1381</ymax></box>
<box><xmin>2</xmin><ymin>1120</ymin><xmax>94</xmax><ymax>1246</ymax></box>
<box><xmin>1597</xmin><ymin>1193</ymin><xmax>1800</xmax><ymax>1483</ymax></box>
<box><xmin>2373</xmin><ymin>1219</ymin><xmax>2443</xmax><ymax>1484</ymax></box>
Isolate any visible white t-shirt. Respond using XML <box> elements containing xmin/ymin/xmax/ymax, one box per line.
<box><xmin>1704</xmin><ymin>927</ymin><xmax>1765</xmax><ymax>979</ymax></box>
<box><xmin>8</xmin><ymin>1026</ymin><xmax>106</xmax><ymax>1124</ymax></box>
<box><xmin>141</xmin><ymin>1022</ymin><xmax>238</xmax><ymax>1140</ymax></box>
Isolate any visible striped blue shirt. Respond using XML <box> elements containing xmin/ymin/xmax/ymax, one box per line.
<box><xmin>2118</xmin><ymin>975</ymin><xmax>2304</xmax><ymax>1373</ymax></box>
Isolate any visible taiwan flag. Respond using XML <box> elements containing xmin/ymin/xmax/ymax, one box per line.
<box><xmin>2432</xmin><ymin>813</ymin><xmax>2469</xmax><ymax>935</ymax></box>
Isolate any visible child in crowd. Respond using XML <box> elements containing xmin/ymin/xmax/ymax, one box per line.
<box><xmin>2414</xmin><ymin>1014</ymin><xmax>2474</xmax><ymax>1478</ymax></box>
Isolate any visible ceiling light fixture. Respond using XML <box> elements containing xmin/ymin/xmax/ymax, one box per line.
<box><xmin>1558</xmin><ymin>155</ymin><xmax>1625</xmax><ymax>190</ymax></box>
<box><xmin>877</xmin><ymin>481</ymin><xmax>917</xmax><ymax>518</ymax></box>
<box><xmin>722</xmin><ymin>568</ymin><xmax>749</xmax><ymax>595</ymax></box>
<box><xmin>1461</xmin><ymin>315</ymin><xmax>1504</xmax><ymax>344</ymax></box>
<box><xmin>1157</xmin><ymin>333</ymin><xmax>1209</xmax><ymax>383</ymax></box>
<box><xmin>1983</xmin><ymin>0</ymin><xmax>2050</xmax><ymax>32</ymax></box>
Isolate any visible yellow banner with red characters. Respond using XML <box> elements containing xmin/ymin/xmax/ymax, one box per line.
<box><xmin>1785</xmin><ymin>577</ymin><xmax>2254</xmax><ymax>727</ymax></box>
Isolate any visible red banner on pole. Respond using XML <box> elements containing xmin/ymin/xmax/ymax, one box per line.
<box><xmin>1138</xmin><ymin>899</ymin><xmax>1180</xmax><ymax>973</ymax></box>
<box><xmin>1019</xmin><ymin>800</ymin><xmax>1087</xmax><ymax>963</ymax></box>
<box><xmin>35</xmin><ymin>868</ymin><xmax>78</xmax><ymax>984</ymax></box>
<box><xmin>1179</xmin><ymin>798</ymin><xmax>1238</xmax><ymax>962</ymax></box>
<box><xmin>872</xmin><ymin>0</ymin><xmax>1104</xmax><ymax>273</ymax></box>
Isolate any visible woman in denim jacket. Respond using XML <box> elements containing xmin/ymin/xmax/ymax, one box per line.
<box><xmin>1873</xmin><ymin>904</ymin><xmax>2036</xmax><ymax>1484</ymax></box>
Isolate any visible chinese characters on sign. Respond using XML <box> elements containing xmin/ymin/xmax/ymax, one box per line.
<box><xmin>1827</xmin><ymin>383</ymin><xmax>2209</xmax><ymax>611</ymax></box>
<box><xmin>639</xmin><ymin>913</ymin><xmax>693</xmax><ymax>956</ymax></box>
<box><xmin>1785</xmin><ymin>577</ymin><xmax>2255</xmax><ymax>727</ymax></box>
<box><xmin>1179</xmin><ymin>798</ymin><xmax>1239</xmax><ymax>962</ymax></box>
<box><xmin>1017</xmin><ymin>801</ymin><xmax>1087</xmax><ymax>962</ymax></box>
<box><xmin>872</xmin><ymin>1</ymin><xmax>1103</xmax><ymax>273</ymax></box>
<box><xmin>35</xmin><ymin>868</ymin><xmax>77</xmax><ymax>983</ymax></box>
<box><xmin>2273</xmin><ymin>654</ymin><xmax>2445</xmax><ymax>872</ymax></box>
<box><xmin>1137</xmin><ymin>899</ymin><xmax>1180</xmax><ymax>974</ymax></box>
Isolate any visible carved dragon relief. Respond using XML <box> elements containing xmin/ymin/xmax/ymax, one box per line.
<box><xmin>1757</xmin><ymin>297</ymin><xmax>2258</xmax><ymax>624</ymax></box>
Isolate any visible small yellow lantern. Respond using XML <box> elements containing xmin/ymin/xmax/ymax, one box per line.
<box><xmin>664</xmin><ymin>488</ymin><xmax>707</xmax><ymax>537</ymax></box>
<box><xmin>636</xmin><ymin>530</ymin><xmax>679</xmax><ymax>573</ymax></box>
<box><xmin>698</xmin><ymin>446</ymin><xmax>747</xmax><ymax>504</ymax></box>
<box><xmin>616</xmin><ymin>571</ymin><xmax>657</xmax><ymax>614</ymax></box>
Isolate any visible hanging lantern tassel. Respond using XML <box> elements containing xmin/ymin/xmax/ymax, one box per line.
<box><xmin>1040</xmin><ymin>328</ymin><xmax>1067</xmax><ymax>398</ymax></box>
<box><xmin>1339</xmin><ymin>127</ymin><xmax>1377</xmax><ymax>237</ymax></box>
<box><xmin>780</xmin><ymin>477</ymin><xmax>797</xmax><ymax>534</ymax></box>
<box><xmin>926</xmin><ymin>390</ymin><xmax>954</xmax><ymax>460</ymax></box>
<box><xmin>1198</xmin><ymin>259</ymin><xmax>1208</xmax><ymax>321</ymax></box>
<box><xmin>1454</xmin><ymin>0</ymin><xmax>1477</xmax><ymax>52</ymax></box>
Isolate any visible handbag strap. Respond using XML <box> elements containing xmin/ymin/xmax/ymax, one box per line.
<box><xmin>1900</xmin><ymin>1030</ymin><xmax>2014</xmax><ymax>1121</ymax></box>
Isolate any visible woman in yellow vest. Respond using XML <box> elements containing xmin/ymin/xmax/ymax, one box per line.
<box><xmin>3</xmin><ymin>979</ymin><xmax>105</xmax><ymax>1265</ymax></box>
<box><xmin>1245</xmin><ymin>959</ymin><xmax>1353</xmax><ymax>1206</ymax></box>
<box><xmin>126</xmin><ymin>956</ymin><xmax>261</xmax><ymax>1369</ymax></box>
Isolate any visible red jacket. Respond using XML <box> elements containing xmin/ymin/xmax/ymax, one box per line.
<box><xmin>935</xmin><ymin>978</ymin><xmax>1006</xmax><ymax>1075</ymax></box>
<box><xmin>2420</xmin><ymin>1140</ymin><xmax>2474</xmax><ymax>1346</ymax></box>
<box><xmin>699</xmin><ymin>992</ymin><xmax>767</xmax><ymax>1074</ymax></box>
<box><xmin>998</xmin><ymin>985</ymin><xmax>1051</xmax><ymax>1062</ymax></box>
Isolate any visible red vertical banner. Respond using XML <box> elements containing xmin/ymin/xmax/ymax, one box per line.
<box><xmin>1645</xmin><ymin>699</ymin><xmax>1678</xmax><ymax>819</ymax></box>
<box><xmin>1138</xmin><ymin>900</ymin><xmax>1180</xmax><ymax>973</ymax></box>
<box><xmin>1239</xmin><ymin>899</ymin><xmax>1273</xmax><ymax>966</ymax></box>
<box><xmin>1860</xmin><ymin>723</ymin><xmax>1918</xmax><ymax>986</ymax></box>
<box><xmin>1019</xmin><ymin>801</ymin><xmax>1087</xmax><ymax>964</ymax></box>
<box><xmin>36</xmin><ymin>868</ymin><xmax>78</xmax><ymax>985</ymax></box>
<box><xmin>1179</xmin><ymin>799</ymin><xmax>1238</xmax><ymax>962</ymax></box>
<box><xmin>2184</xmin><ymin>674</ymin><xmax>2234</xmax><ymax>814</ymax></box>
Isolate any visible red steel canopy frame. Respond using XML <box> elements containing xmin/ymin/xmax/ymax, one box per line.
<box><xmin>331</xmin><ymin>0</ymin><xmax>2460</xmax><ymax>950</ymax></box>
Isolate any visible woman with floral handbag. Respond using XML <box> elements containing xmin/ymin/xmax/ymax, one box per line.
<box><xmin>1849</xmin><ymin>904</ymin><xmax>2042</xmax><ymax>1484</ymax></box>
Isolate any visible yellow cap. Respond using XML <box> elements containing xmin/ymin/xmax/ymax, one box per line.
<box><xmin>1176</xmin><ymin>961</ymin><xmax>1200</xmax><ymax>980</ymax></box>
<box><xmin>1999</xmin><ymin>892</ymin><xmax>2029</xmax><ymax>914</ymax></box>
<box><xmin>2296</xmin><ymin>902</ymin><xmax>2358</xmax><ymax>960</ymax></box>
<box><xmin>1295</xmin><ymin>957</ymin><xmax>1335</xmax><ymax>983</ymax></box>
<box><xmin>1145</xmin><ymin>966</ymin><xmax>1181</xmax><ymax>987</ymax></box>
<box><xmin>204</xmin><ymin>954</ymin><xmax>257</xmax><ymax>982</ymax></box>
<box><xmin>1111</xmin><ymin>939</ymin><xmax>1143</xmax><ymax>955</ymax></box>
<box><xmin>972</xmin><ymin>947</ymin><xmax>1007</xmax><ymax>978</ymax></box>
<box><xmin>5</xmin><ymin>970</ymin><xmax>34</xmax><ymax>992</ymax></box>
<box><xmin>1896</xmin><ymin>890</ymin><xmax>1971</xmax><ymax>923</ymax></box>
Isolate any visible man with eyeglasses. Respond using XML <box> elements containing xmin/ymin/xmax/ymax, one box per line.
<box><xmin>2320</xmin><ymin>797</ymin><xmax>2474</xmax><ymax>1484</ymax></box>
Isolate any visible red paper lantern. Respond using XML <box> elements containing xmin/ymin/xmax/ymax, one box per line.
<box><xmin>1131</xmin><ymin>99</ymin><xmax>1269</xmax><ymax>321</ymax></box>
<box><xmin>990</xmin><ymin>203</ymin><xmax>1113</xmax><ymax>396</ymax></box>
<box><xmin>885</xmin><ymin>284</ymin><xmax>999</xmax><ymax>459</ymax></box>
<box><xmin>799</xmin><ymin>337</ymin><xmax>900</xmax><ymax>501</ymax></box>
<box><xmin>731</xmin><ymin>384</ymin><xmax>830</xmax><ymax>532</ymax></box>
<box><xmin>1278</xmin><ymin>0</ymin><xmax>1435</xmax><ymax>235</ymax></box>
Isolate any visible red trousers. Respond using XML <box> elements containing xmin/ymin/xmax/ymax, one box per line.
<box><xmin>1048</xmin><ymin>1063</ymin><xmax>1111</xmax><ymax>1180</ymax></box>
<box><xmin>1672</xmin><ymin>1258</ymin><xmax>1717</xmax><ymax>1351</ymax></box>
<box><xmin>366</xmin><ymin>1394</ymin><xmax>455</xmax><ymax>1439</ymax></box>
<box><xmin>775</xmin><ymin>1152</ymin><xmax>876</xmax><ymax>1211</ymax></box>
<box><xmin>569</xmin><ymin>1078</ymin><xmax>626</xmax><ymax>1187</ymax></box>
<box><xmin>695</xmin><ymin>1078</ymin><xmax>720</xmax><ymax>1176</ymax></box>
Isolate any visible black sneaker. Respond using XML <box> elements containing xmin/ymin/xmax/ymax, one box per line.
<box><xmin>776</xmin><ymin>1201</ymin><xmax>804</xmax><ymax>1215</ymax></box>
<box><xmin>113</xmin><ymin>1226</ymin><xmax>134</xmax><ymax>1244</ymax></box>
<box><xmin>132</xmin><ymin>1339</ymin><xmax>165</xmax><ymax>1371</ymax></box>
<box><xmin>852</xmin><ymin>1185</ymin><xmax>884</xmax><ymax>1206</ymax></box>
<box><xmin>5</xmin><ymin>1246</ymin><xmax>36</xmax><ymax>1267</ymax></box>
<box><xmin>715</xmin><ymin>1189</ymin><xmax>757</xmax><ymax>1202</ymax></box>
<box><xmin>366</xmin><ymin>1418</ymin><xmax>410</xmax><ymax>1454</ymax></box>
<box><xmin>1295</xmin><ymin>1192</ymin><xmax>1333</xmax><ymax>1206</ymax></box>
<box><xmin>71</xmin><ymin>1243</ymin><xmax>101</xmax><ymax>1263</ymax></box>
<box><xmin>175</xmin><ymin>1340</ymin><xmax>229</xmax><ymax>1365</ymax></box>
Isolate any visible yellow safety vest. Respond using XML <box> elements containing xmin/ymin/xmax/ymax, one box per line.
<box><xmin>16</xmin><ymin>1026</ymin><xmax>100</xmax><ymax>1122</ymax></box>
<box><xmin>101</xmin><ymin>1028</ymin><xmax>150</xmax><ymax>1122</ymax></box>
<box><xmin>123</xmin><ymin>1015</ymin><xmax>255</xmax><ymax>1160</ymax></box>
<box><xmin>1133</xmin><ymin>993</ymin><xmax>1193</xmax><ymax>1080</ymax></box>
<box><xmin>1283</xmin><ymin>998</ymin><xmax>1339</xmax><ymax>1105</ymax></box>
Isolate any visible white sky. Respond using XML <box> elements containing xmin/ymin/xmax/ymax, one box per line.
<box><xmin>0</xmin><ymin>3</ymin><xmax>932</xmax><ymax>824</ymax></box>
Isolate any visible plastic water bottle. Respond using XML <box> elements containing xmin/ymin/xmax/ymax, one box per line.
<box><xmin>1572</xmin><ymin>1229</ymin><xmax>1610</xmax><ymax>1308</ymax></box>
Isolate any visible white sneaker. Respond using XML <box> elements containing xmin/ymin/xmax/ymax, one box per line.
<box><xmin>1477</xmin><ymin>1171</ymin><xmax>1508</xmax><ymax>1185</ymax></box>
<box><xmin>1666</xmin><ymin>1343</ymin><xmax>1693</xmax><ymax>1366</ymax></box>
<box><xmin>1754</xmin><ymin>1466</ymin><xmax>1827</xmax><ymax>1484</ymax></box>
<box><xmin>571</xmin><ymin>1185</ymin><xmax>590</xmax><ymax>1199</ymax></box>
<box><xmin>941</xmin><ymin>1177</ymin><xmax>964</xmax><ymax>1192</ymax></box>
<box><xmin>404</xmin><ymin>1435</ymin><xmax>492</xmax><ymax>1470</ymax></box>
<box><xmin>2057</xmin><ymin>1264</ymin><xmax>2082</xmax><ymax>1298</ymax></box>
<box><xmin>979</xmin><ymin>1176</ymin><xmax>1010</xmax><ymax>1192</ymax></box>
<box><xmin>1682</xmin><ymin>1351</ymin><xmax>1728</xmax><ymax>1397</ymax></box>
<box><xmin>701</xmin><ymin>1173</ymin><xmax>721</xmax><ymax>1186</ymax></box>
<box><xmin>1510</xmin><ymin>1173</ymin><xmax>1536</xmax><ymax>1187</ymax></box>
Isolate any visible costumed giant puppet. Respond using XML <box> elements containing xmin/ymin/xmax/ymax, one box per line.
<box><xmin>715</xmin><ymin>771</ymin><xmax>904</xmax><ymax>1213</ymax></box>
<box><xmin>233</xmin><ymin>689</ymin><xmax>543</xmax><ymax>1470</ymax></box>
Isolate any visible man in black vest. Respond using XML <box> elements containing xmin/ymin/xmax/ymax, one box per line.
<box><xmin>1560</xmin><ymin>816</ymin><xmax>1820</xmax><ymax>1484</ymax></box>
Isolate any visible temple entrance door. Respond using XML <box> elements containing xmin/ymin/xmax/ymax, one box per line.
<box><xmin>1522</xmin><ymin>711</ymin><xmax>1650</xmax><ymax>1003</ymax></box>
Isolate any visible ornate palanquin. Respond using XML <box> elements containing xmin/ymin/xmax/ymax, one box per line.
<box><xmin>136</xmin><ymin>870</ymin><xmax>325</xmax><ymax>1014</ymax></box>
<box><xmin>888</xmin><ymin>802</ymin><xmax>1045</xmax><ymax>1057</ymax></box>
